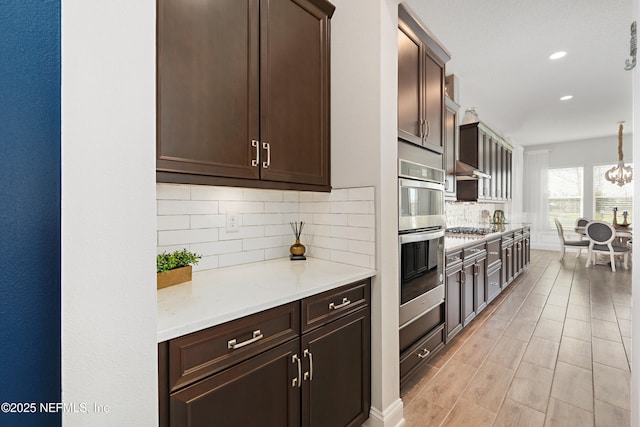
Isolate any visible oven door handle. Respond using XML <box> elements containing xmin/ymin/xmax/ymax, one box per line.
<box><xmin>399</xmin><ymin>229</ymin><xmax>445</xmax><ymax>244</ymax></box>
<box><xmin>399</xmin><ymin>177</ymin><xmax>445</xmax><ymax>190</ymax></box>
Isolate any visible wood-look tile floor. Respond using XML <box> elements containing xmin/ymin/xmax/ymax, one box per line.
<box><xmin>401</xmin><ymin>250</ymin><xmax>632</xmax><ymax>427</ymax></box>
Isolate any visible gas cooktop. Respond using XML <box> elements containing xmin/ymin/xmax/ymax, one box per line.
<box><xmin>445</xmin><ymin>227</ymin><xmax>495</xmax><ymax>236</ymax></box>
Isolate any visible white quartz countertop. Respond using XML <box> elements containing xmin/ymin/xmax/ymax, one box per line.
<box><xmin>157</xmin><ymin>257</ymin><xmax>376</xmax><ymax>342</ymax></box>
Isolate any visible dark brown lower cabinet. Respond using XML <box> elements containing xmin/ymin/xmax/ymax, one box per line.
<box><xmin>170</xmin><ymin>340</ymin><xmax>301</xmax><ymax>427</ymax></box>
<box><xmin>445</xmin><ymin>258</ymin><xmax>463</xmax><ymax>342</ymax></box>
<box><xmin>302</xmin><ymin>310</ymin><xmax>370</xmax><ymax>427</ymax></box>
<box><xmin>486</xmin><ymin>263</ymin><xmax>502</xmax><ymax>304</ymax></box>
<box><xmin>159</xmin><ymin>279</ymin><xmax>371</xmax><ymax>427</ymax></box>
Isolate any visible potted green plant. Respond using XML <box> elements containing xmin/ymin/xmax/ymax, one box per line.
<box><xmin>156</xmin><ymin>249</ymin><xmax>202</xmax><ymax>289</ymax></box>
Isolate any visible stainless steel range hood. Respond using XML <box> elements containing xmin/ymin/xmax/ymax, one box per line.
<box><xmin>455</xmin><ymin>160</ymin><xmax>491</xmax><ymax>180</ymax></box>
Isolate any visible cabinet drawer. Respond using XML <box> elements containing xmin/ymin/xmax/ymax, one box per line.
<box><xmin>168</xmin><ymin>301</ymin><xmax>299</xmax><ymax>392</ymax></box>
<box><xmin>446</xmin><ymin>250</ymin><xmax>463</xmax><ymax>269</ymax></box>
<box><xmin>399</xmin><ymin>302</ymin><xmax>444</xmax><ymax>353</ymax></box>
<box><xmin>400</xmin><ymin>326</ymin><xmax>445</xmax><ymax>385</ymax></box>
<box><xmin>463</xmin><ymin>243</ymin><xmax>486</xmax><ymax>260</ymax></box>
<box><xmin>487</xmin><ymin>264</ymin><xmax>502</xmax><ymax>303</ymax></box>
<box><xmin>302</xmin><ymin>279</ymin><xmax>370</xmax><ymax>333</ymax></box>
<box><xmin>486</xmin><ymin>238</ymin><xmax>501</xmax><ymax>266</ymax></box>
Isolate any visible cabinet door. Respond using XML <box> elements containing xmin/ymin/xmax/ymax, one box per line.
<box><xmin>474</xmin><ymin>257</ymin><xmax>487</xmax><ymax>314</ymax></box>
<box><xmin>487</xmin><ymin>266</ymin><xmax>502</xmax><ymax>303</ymax></box>
<box><xmin>445</xmin><ymin>267</ymin><xmax>463</xmax><ymax>341</ymax></box>
<box><xmin>170</xmin><ymin>339</ymin><xmax>300</xmax><ymax>427</ymax></box>
<box><xmin>398</xmin><ymin>26</ymin><xmax>423</xmax><ymax>145</ymax></box>
<box><xmin>157</xmin><ymin>0</ymin><xmax>260</xmax><ymax>180</ymax></box>
<box><xmin>423</xmin><ymin>51</ymin><xmax>443</xmax><ymax>153</ymax></box>
<box><xmin>444</xmin><ymin>100</ymin><xmax>457</xmax><ymax>198</ymax></box>
<box><xmin>462</xmin><ymin>263</ymin><xmax>475</xmax><ymax>325</ymax></box>
<box><xmin>506</xmin><ymin>150</ymin><xmax>512</xmax><ymax>200</ymax></box>
<box><xmin>260</xmin><ymin>0</ymin><xmax>331</xmax><ymax>186</ymax></box>
<box><xmin>301</xmin><ymin>309</ymin><xmax>370</xmax><ymax>427</ymax></box>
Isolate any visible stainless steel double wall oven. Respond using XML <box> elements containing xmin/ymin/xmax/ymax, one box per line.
<box><xmin>398</xmin><ymin>159</ymin><xmax>446</xmax><ymax>327</ymax></box>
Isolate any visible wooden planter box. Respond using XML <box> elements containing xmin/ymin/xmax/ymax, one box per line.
<box><xmin>157</xmin><ymin>265</ymin><xmax>192</xmax><ymax>290</ymax></box>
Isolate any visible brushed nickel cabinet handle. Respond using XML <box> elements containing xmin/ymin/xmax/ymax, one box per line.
<box><xmin>417</xmin><ymin>348</ymin><xmax>430</xmax><ymax>359</ymax></box>
<box><xmin>292</xmin><ymin>354</ymin><xmax>301</xmax><ymax>388</ymax></box>
<box><xmin>227</xmin><ymin>329</ymin><xmax>263</xmax><ymax>350</ymax></box>
<box><xmin>262</xmin><ymin>142</ymin><xmax>271</xmax><ymax>168</ymax></box>
<box><xmin>303</xmin><ymin>349</ymin><xmax>313</xmax><ymax>381</ymax></box>
<box><xmin>251</xmin><ymin>140</ymin><xmax>259</xmax><ymax>167</ymax></box>
<box><xmin>489</xmin><ymin>251</ymin><xmax>499</xmax><ymax>255</ymax></box>
<box><xmin>425</xmin><ymin>120</ymin><xmax>430</xmax><ymax>139</ymax></box>
<box><xmin>329</xmin><ymin>297</ymin><xmax>351</xmax><ymax>310</ymax></box>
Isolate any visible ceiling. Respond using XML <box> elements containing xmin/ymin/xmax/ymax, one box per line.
<box><xmin>407</xmin><ymin>0</ymin><xmax>634</xmax><ymax>147</ymax></box>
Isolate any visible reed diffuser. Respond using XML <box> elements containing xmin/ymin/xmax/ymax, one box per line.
<box><xmin>289</xmin><ymin>221</ymin><xmax>306</xmax><ymax>260</ymax></box>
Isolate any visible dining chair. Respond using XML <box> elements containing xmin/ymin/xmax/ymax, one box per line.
<box><xmin>554</xmin><ymin>218</ymin><xmax>589</xmax><ymax>261</ymax></box>
<box><xmin>575</xmin><ymin>217</ymin><xmax>590</xmax><ymax>240</ymax></box>
<box><xmin>584</xmin><ymin>220</ymin><xmax>630</xmax><ymax>272</ymax></box>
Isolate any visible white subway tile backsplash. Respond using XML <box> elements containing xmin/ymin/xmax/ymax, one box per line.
<box><xmin>156</xmin><ymin>184</ymin><xmax>376</xmax><ymax>271</ymax></box>
<box><xmin>264</xmin><ymin>201</ymin><xmax>298</xmax><ymax>213</ymax></box>
<box><xmin>219</xmin><ymin>249</ymin><xmax>265</xmax><ymax>268</ymax></box>
<box><xmin>191</xmin><ymin>185</ymin><xmax>243</xmax><ymax>201</ymax></box>
<box><xmin>265</xmin><ymin>246</ymin><xmax>291</xmax><ymax>260</ymax></box>
<box><xmin>348</xmin><ymin>187</ymin><xmax>375</xmax><ymax>201</ymax></box>
<box><xmin>158</xmin><ymin>228</ymin><xmax>219</xmax><ymax>246</ymax></box>
<box><xmin>330</xmin><ymin>201</ymin><xmax>371</xmax><ymax>214</ymax></box>
<box><xmin>347</xmin><ymin>214</ymin><xmax>375</xmax><ymax>228</ymax></box>
<box><xmin>193</xmin><ymin>255</ymin><xmax>219</xmax><ymax>271</ymax></box>
<box><xmin>313</xmin><ymin>213</ymin><xmax>349</xmax><ymax>226</ymax></box>
<box><xmin>190</xmin><ymin>240</ymin><xmax>242</xmax><ymax>256</ymax></box>
<box><xmin>157</xmin><ymin>215</ymin><xmax>190</xmax><ymax>231</ymax></box>
<box><xmin>331</xmin><ymin>250</ymin><xmax>370</xmax><ymax>269</ymax></box>
<box><xmin>242</xmin><ymin>213</ymin><xmax>284</xmax><ymax>226</ymax></box>
<box><xmin>157</xmin><ymin>244</ymin><xmax>189</xmax><ymax>255</ymax></box>
<box><xmin>158</xmin><ymin>200</ymin><xmax>219</xmax><ymax>215</ymax></box>
<box><xmin>243</xmin><ymin>188</ymin><xmax>284</xmax><ymax>202</ymax></box>
<box><xmin>219</xmin><ymin>201</ymin><xmax>265</xmax><ymax>214</ymax></box>
<box><xmin>190</xmin><ymin>214</ymin><xmax>225</xmax><ymax>229</ymax></box>
<box><xmin>348</xmin><ymin>240</ymin><xmax>375</xmax><ymax>255</ymax></box>
<box><xmin>243</xmin><ymin>236</ymin><xmax>284</xmax><ymax>251</ymax></box>
<box><xmin>157</xmin><ymin>183</ymin><xmax>191</xmax><ymax>200</ymax></box>
<box><xmin>218</xmin><ymin>225</ymin><xmax>264</xmax><ymax>241</ymax></box>
<box><xmin>311</xmin><ymin>235</ymin><xmax>349</xmax><ymax>251</ymax></box>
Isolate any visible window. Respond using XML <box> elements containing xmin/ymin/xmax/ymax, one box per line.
<box><xmin>548</xmin><ymin>167</ymin><xmax>583</xmax><ymax>229</ymax></box>
<box><xmin>593</xmin><ymin>164</ymin><xmax>633</xmax><ymax>224</ymax></box>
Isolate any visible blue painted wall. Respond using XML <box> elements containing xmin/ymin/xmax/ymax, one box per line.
<box><xmin>0</xmin><ymin>1</ymin><xmax>61</xmax><ymax>425</ymax></box>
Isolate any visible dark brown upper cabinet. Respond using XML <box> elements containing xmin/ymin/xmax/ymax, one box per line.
<box><xmin>157</xmin><ymin>0</ymin><xmax>334</xmax><ymax>191</ymax></box>
<box><xmin>458</xmin><ymin>121</ymin><xmax>513</xmax><ymax>202</ymax></box>
<box><xmin>397</xmin><ymin>4</ymin><xmax>450</xmax><ymax>155</ymax></box>
<box><xmin>443</xmin><ymin>96</ymin><xmax>459</xmax><ymax>199</ymax></box>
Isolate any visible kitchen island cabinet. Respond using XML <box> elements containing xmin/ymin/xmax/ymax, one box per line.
<box><xmin>158</xmin><ymin>276</ymin><xmax>371</xmax><ymax>427</ymax></box>
<box><xmin>157</xmin><ymin>0</ymin><xmax>334</xmax><ymax>191</ymax></box>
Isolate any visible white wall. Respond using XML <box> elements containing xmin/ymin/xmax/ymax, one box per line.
<box><xmin>61</xmin><ymin>1</ymin><xmax>158</xmax><ymax>425</ymax></box>
<box><xmin>632</xmin><ymin>1</ymin><xmax>639</xmax><ymax>425</ymax></box>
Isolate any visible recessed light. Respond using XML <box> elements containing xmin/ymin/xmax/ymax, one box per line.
<box><xmin>549</xmin><ymin>51</ymin><xmax>567</xmax><ymax>60</ymax></box>
<box><xmin>560</xmin><ymin>95</ymin><xmax>573</xmax><ymax>101</ymax></box>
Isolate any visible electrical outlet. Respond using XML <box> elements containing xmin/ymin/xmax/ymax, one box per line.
<box><xmin>226</xmin><ymin>211</ymin><xmax>239</xmax><ymax>232</ymax></box>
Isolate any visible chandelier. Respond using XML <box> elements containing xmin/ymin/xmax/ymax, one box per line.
<box><xmin>604</xmin><ymin>122</ymin><xmax>633</xmax><ymax>186</ymax></box>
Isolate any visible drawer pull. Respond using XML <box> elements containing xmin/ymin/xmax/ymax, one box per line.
<box><xmin>417</xmin><ymin>348</ymin><xmax>431</xmax><ymax>359</ymax></box>
<box><xmin>490</xmin><ymin>281</ymin><xmax>499</xmax><ymax>287</ymax></box>
<box><xmin>328</xmin><ymin>297</ymin><xmax>351</xmax><ymax>310</ymax></box>
<box><xmin>489</xmin><ymin>251</ymin><xmax>499</xmax><ymax>255</ymax></box>
<box><xmin>303</xmin><ymin>349</ymin><xmax>314</xmax><ymax>381</ymax></box>
<box><xmin>292</xmin><ymin>354</ymin><xmax>301</xmax><ymax>388</ymax></box>
<box><xmin>227</xmin><ymin>329</ymin><xmax>264</xmax><ymax>350</ymax></box>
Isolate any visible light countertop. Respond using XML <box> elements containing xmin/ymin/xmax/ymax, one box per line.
<box><xmin>157</xmin><ymin>257</ymin><xmax>376</xmax><ymax>342</ymax></box>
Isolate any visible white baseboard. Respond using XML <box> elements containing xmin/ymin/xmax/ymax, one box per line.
<box><xmin>364</xmin><ymin>398</ymin><xmax>405</xmax><ymax>427</ymax></box>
